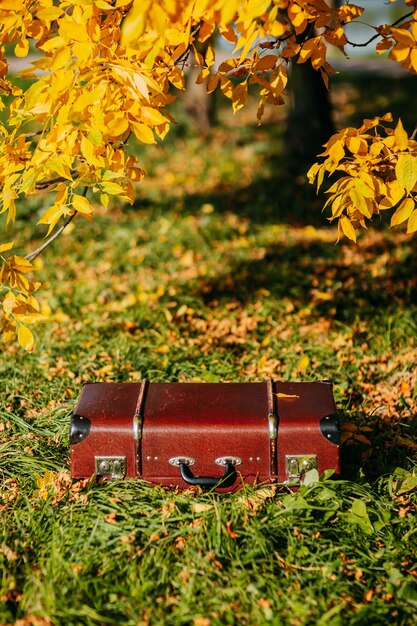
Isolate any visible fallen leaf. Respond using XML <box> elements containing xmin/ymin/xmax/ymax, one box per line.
<box><xmin>275</xmin><ymin>393</ymin><xmax>300</xmax><ymax>399</ymax></box>
<box><xmin>225</xmin><ymin>520</ymin><xmax>240</xmax><ymax>539</ymax></box>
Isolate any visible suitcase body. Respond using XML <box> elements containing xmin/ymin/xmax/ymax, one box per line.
<box><xmin>70</xmin><ymin>380</ymin><xmax>340</xmax><ymax>490</ymax></box>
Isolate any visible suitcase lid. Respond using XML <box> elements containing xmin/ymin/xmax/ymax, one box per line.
<box><xmin>141</xmin><ymin>382</ymin><xmax>272</xmax><ymax>485</ymax></box>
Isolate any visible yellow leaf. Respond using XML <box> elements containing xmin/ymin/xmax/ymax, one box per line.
<box><xmin>394</xmin><ymin>119</ymin><xmax>408</xmax><ymax>151</ymax></box>
<box><xmin>0</xmin><ymin>241</ymin><xmax>14</xmax><ymax>254</ymax></box>
<box><xmin>391</xmin><ymin>27</ymin><xmax>415</xmax><ymax>46</ymax></box>
<box><xmin>18</xmin><ymin>325</ymin><xmax>35</xmax><ymax>352</ymax></box>
<box><xmin>330</xmin><ymin>194</ymin><xmax>345</xmax><ymax>219</ymax></box>
<box><xmin>81</xmin><ymin>136</ymin><xmax>95</xmax><ymax>163</ymax></box>
<box><xmin>15</xmin><ymin>38</ymin><xmax>29</xmax><ymax>58</ymax></box>
<box><xmin>219</xmin><ymin>75</ymin><xmax>234</xmax><ymax>99</ymax></box>
<box><xmin>37</xmin><ymin>204</ymin><xmax>66</xmax><ymax>236</ymax></box>
<box><xmin>105</xmin><ymin>113</ymin><xmax>129</xmax><ymax>137</ymax></box>
<box><xmin>206</xmin><ymin>74</ymin><xmax>219</xmax><ymax>94</ymax></box>
<box><xmin>340</xmin><ymin>216</ymin><xmax>357</xmax><ymax>242</ymax></box>
<box><xmin>307</xmin><ymin>162</ymin><xmax>320</xmax><ymax>184</ymax></box>
<box><xmin>328</xmin><ymin>140</ymin><xmax>345</xmax><ymax>164</ymax></box>
<box><xmin>35</xmin><ymin>470</ymin><xmax>56</xmax><ymax>490</ymax></box>
<box><xmin>87</xmin><ymin>129</ymin><xmax>103</xmax><ymax>146</ymax></box>
<box><xmin>275</xmin><ymin>393</ymin><xmax>300</xmax><ymax>399</ymax></box>
<box><xmin>121</xmin><ymin>0</ymin><xmax>152</xmax><ymax>46</ymax></box>
<box><xmin>337</xmin><ymin>4</ymin><xmax>364</xmax><ymax>22</ymax></box>
<box><xmin>199</xmin><ymin>20</ymin><xmax>215</xmax><ymax>43</ymax></box>
<box><xmin>410</xmin><ymin>47</ymin><xmax>417</xmax><ymax>72</ymax></box>
<box><xmin>219</xmin><ymin>23</ymin><xmax>237</xmax><ymax>44</ymax></box>
<box><xmin>205</xmin><ymin>44</ymin><xmax>215</xmax><ymax>68</ymax></box>
<box><xmin>254</xmin><ymin>55</ymin><xmax>278</xmax><ymax>72</ymax></box>
<box><xmin>168</xmin><ymin>67</ymin><xmax>185</xmax><ymax>90</ymax></box>
<box><xmin>220</xmin><ymin>0</ymin><xmax>238</xmax><ymax>23</ymax></box>
<box><xmin>407</xmin><ymin>209</ymin><xmax>417</xmax><ymax>233</ymax></box>
<box><xmin>47</xmin><ymin>157</ymin><xmax>73</xmax><ymax>181</ymax></box>
<box><xmin>376</xmin><ymin>38</ymin><xmax>392</xmax><ymax>54</ymax></box>
<box><xmin>37</xmin><ymin>6</ymin><xmax>64</xmax><ymax>20</ymax></box>
<box><xmin>132</xmin><ymin>122</ymin><xmax>156</xmax><ymax>144</ymax></box>
<box><xmin>297</xmin><ymin>355</ymin><xmax>310</xmax><ymax>371</ymax></box>
<box><xmin>140</xmin><ymin>107</ymin><xmax>168</xmax><ymax>126</ymax></box>
<box><xmin>232</xmin><ymin>82</ymin><xmax>248</xmax><ymax>113</ymax></box>
<box><xmin>3</xmin><ymin>320</ymin><xmax>16</xmax><ymax>343</ymax></box>
<box><xmin>355</xmin><ymin>178</ymin><xmax>374</xmax><ymax>198</ymax></box>
<box><xmin>196</xmin><ymin>67</ymin><xmax>210</xmax><ymax>84</ymax></box>
<box><xmin>95</xmin><ymin>0</ymin><xmax>114</xmax><ymax>8</ymax></box>
<box><xmin>100</xmin><ymin>181</ymin><xmax>126</xmax><ymax>195</ymax></box>
<box><xmin>389</xmin><ymin>43</ymin><xmax>410</xmax><ymax>63</ymax></box>
<box><xmin>10</xmin><ymin>256</ymin><xmax>32</xmax><ymax>273</ymax></box>
<box><xmin>380</xmin><ymin>181</ymin><xmax>405</xmax><ymax>211</ymax></box>
<box><xmin>14</xmin><ymin>310</ymin><xmax>44</xmax><ymax>324</ymax></box>
<box><xmin>100</xmin><ymin>193</ymin><xmax>109</xmax><ymax>209</ymax></box>
<box><xmin>58</xmin><ymin>18</ymin><xmax>89</xmax><ymax>42</ymax></box>
<box><xmin>390</xmin><ymin>197</ymin><xmax>415</xmax><ymax>226</ymax></box>
<box><xmin>131</xmin><ymin>72</ymin><xmax>150</xmax><ymax>100</ymax></box>
<box><xmin>38</xmin><ymin>36</ymin><xmax>66</xmax><ymax>52</ymax></box>
<box><xmin>350</xmin><ymin>188</ymin><xmax>372</xmax><ymax>218</ymax></box>
<box><xmin>3</xmin><ymin>292</ymin><xmax>16</xmax><ymax>315</ymax></box>
<box><xmin>243</xmin><ymin>0</ymin><xmax>270</xmax><ymax>20</ymax></box>
<box><xmin>72</xmin><ymin>194</ymin><xmax>93</xmax><ymax>215</ymax></box>
<box><xmin>396</xmin><ymin>153</ymin><xmax>417</xmax><ymax>192</ymax></box>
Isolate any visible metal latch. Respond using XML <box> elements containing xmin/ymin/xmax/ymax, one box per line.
<box><xmin>285</xmin><ymin>455</ymin><xmax>317</xmax><ymax>485</ymax></box>
<box><xmin>95</xmin><ymin>456</ymin><xmax>126</xmax><ymax>479</ymax></box>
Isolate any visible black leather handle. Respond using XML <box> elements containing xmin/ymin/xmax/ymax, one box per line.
<box><xmin>178</xmin><ymin>462</ymin><xmax>237</xmax><ymax>488</ymax></box>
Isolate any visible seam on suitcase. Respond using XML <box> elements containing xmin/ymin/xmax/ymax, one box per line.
<box><xmin>133</xmin><ymin>379</ymin><xmax>149</xmax><ymax>477</ymax></box>
<box><xmin>266</xmin><ymin>377</ymin><xmax>278</xmax><ymax>480</ymax></box>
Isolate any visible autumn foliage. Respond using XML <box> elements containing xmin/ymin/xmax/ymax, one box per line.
<box><xmin>1</xmin><ymin>0</ymin><xmax>417</xmax><ymax>349</ymax></box>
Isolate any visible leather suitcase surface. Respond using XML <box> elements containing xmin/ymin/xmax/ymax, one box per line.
<box><xmin>70</xmin><ymin>380</ymin><xmax>340</xmax><ymax>491</ymax></box>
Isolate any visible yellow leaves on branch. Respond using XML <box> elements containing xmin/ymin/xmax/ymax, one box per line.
<box><xmin>376</xmin><ymin>22</ymin><xmax>417</xmax><ymax>74</ymax></box>
<box><xmin>0</xmin><ymin>252</ymin><xmax>43</xmax><ymax>351</ymax></box>
<box><xmin>309</xmin><ymin>115</ymin><xmax>417</xmax><ymax>241</ymax></box>
<box><xmin>0</xmin><ymin>1</ymin><xmax>417</xmax><ymax>348</ymax></box>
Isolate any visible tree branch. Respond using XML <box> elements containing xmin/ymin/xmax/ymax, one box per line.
<box><xmin>25</xmin><ymin>186</ymin><xmax>88</xmax><ymax>263</ymax></box>
<box><xmin>346</xmin><ymin>11</ymin><xmax>413</xmax><ymax>48</ymax></box>
<box><xmin>25</xmin><ymin>213</ymin><xmax>76</xmax><ymax>263</ymax></box>
<box><xmin>35</xmin><ymin>172</ymin><xmax>77</xmax><ymax>190</ymax></box>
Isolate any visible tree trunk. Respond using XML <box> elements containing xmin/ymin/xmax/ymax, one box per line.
<box><xmin>183</xmin><ymin>63</ymin><xmax>217</xmax><ymax>134</ymax></box>
<box><xmin>285</xmin><ymin>61</ymin><xmax>335</xmax><ymax>163</ymax></box>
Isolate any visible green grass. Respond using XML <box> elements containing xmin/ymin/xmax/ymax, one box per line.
<box><xmin>1</xmin><ymin>85</ymin><xmax>417</xmax><ymax>625</ymax></box>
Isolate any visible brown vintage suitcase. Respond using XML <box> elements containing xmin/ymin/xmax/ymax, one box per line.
<box><xmin>70</xmin><ymin>380</ymin><xmax>340</xmax><ymax>490</ymax></box>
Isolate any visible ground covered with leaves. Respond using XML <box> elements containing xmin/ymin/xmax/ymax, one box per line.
<box><xmin>1</xmin><ymin>82</ymin><xmax>417</xmax><ymax>625</ymax></box>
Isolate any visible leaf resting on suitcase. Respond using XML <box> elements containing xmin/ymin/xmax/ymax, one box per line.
<box><xmin>275</xmin><ymin>393</ymin><xmax>300</xmax><ymax>399</ymax></box>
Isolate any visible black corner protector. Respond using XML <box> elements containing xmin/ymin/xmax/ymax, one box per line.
<box><xmin>320</xmin><ymin>413</ymin><xmax>340</xmax><ymax>445</ymax></box>
<box><xmin>70</xmin><ymin>414</ymin><xmax>91</xmax><ymax>444</ymax></box>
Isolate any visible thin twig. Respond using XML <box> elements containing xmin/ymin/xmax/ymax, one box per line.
<box><xmin>175</xmin><ymin>24</ymin><xmax>202</xmax><ymax>69</ymax></box>
<box><xmin>346</xmin><ymin>11</ymin><xmax>413</xmax><ymax>48</ymax></box>
<box><xmin>24</xmin><ymin>130</ymin><xmax>45</xmax><ymax>139</ymax></box>
<box><xmin>411</xmin><ymin>125</ymin><xmax>417</xmax><ymax>140</ymax></box>
<box><xmin>25</xmin><ymin>186</ymin><xmax>88</xmax><ymax>263</ymax></box>
<box><xmin>35</xmin><ymin>172</ymin><xmax>77</xmax><ymax>190</ymax></box>
<box><xmin>25</xmin><ymin>213</ymin><xmax>76</xmax><ymax>263</ymax></box>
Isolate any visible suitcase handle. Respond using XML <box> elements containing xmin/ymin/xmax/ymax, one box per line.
<box><xmin>178</xmin><ymin>461</ymin><xmax>237</xmax><ymax>488</ymax></box>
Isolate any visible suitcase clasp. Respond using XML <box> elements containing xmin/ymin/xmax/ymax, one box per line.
<box><xmin>95</xmin><ymin>456</ymin><xmax>126</xmax><ymax>479</ymax></box>
<box><xmin>285</xmin><ymin>455</ymin><xmax>317</xmax><ymax>486</ymax></box>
